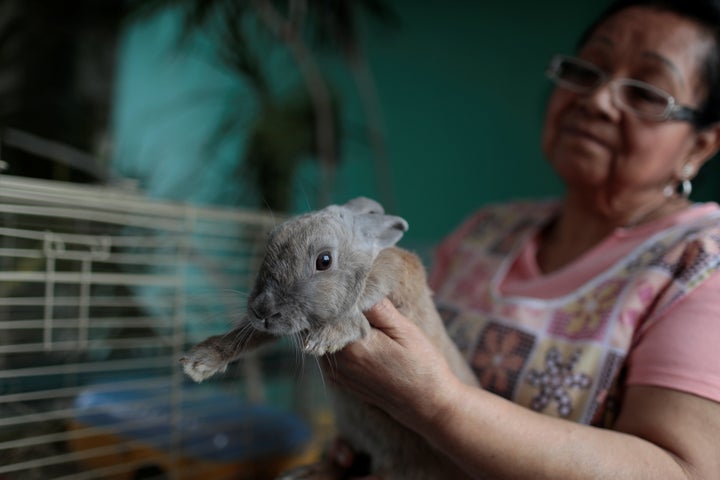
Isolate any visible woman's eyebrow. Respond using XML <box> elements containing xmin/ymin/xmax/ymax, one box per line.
<box><xmin>585</xmin><ymin>35</ymin><xmax>685</xmax><ymax>87</ymax></box>
<box><xmin>641</xmin><ymin>51</ymin><xmax>685</xmax><ymax>87</ymax></box>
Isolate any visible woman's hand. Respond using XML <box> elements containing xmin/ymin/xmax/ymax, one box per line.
<box><xmin>325</xmin><ymin>298</ymin><xmax>463</xmax><ymax>428</ymax></box>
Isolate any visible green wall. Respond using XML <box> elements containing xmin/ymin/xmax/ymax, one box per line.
<box><xmin>113</xmin><ymin>2</ymin><xmax>718</xmax><ymax>259</ymax></box>
<box><xmin>346</xmin><ymin>1</ymin><xmax>607</xmax><ymax>252</ymax></box>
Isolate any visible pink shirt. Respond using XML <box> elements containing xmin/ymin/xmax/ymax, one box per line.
<box><xmin>500</xmin><ymin>203</ymin><xmax>720</xmax><ymax>402</ymax></box>
<box><xmin>431</xmin><ymin>201</ymin><xmax>720</xmax><ymax>425</ymax></box>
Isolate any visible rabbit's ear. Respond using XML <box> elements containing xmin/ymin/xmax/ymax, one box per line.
<box><xmin>342</xmin><ymin>197</ymin><xmax>385</xmax><ymax>215</ymax></box>
<box><xmin>355</xmin><ymin>213</ymin><xmax>409</xmax><ymax>250</ymax></box>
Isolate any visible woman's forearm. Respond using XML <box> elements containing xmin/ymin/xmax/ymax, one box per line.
<box><xmin>411</xmin><ymin>379</ymin><xmax>690</xmax><ymax>480</ymax></box>
<box><xmin>333</xmin><ymin>301</ymin><xmax>715</xmax><ymax>478</ymax></box>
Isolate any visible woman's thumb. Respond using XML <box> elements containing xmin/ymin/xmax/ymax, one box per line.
<box><xmin>363</xmin><ymin>298</ymin><xmax>409</xmax><ymax>338</ymax></box>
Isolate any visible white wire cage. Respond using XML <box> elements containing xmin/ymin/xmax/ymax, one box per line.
<box><xmin>0</xmin><ymin>174</ymin><xmax>328</xmax><ymax>480</ymax></box>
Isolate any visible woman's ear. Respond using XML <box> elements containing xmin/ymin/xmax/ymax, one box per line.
<box><xmin>687</xmin><ymin>123</ymin><xmax>720</xmax><ymax>171</ymax></box>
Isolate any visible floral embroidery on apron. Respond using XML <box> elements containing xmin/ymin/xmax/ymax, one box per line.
<box><xmin>435</xmin><ymin>202</ymin><xmax>720</xmax><ymax>427</ymax></box>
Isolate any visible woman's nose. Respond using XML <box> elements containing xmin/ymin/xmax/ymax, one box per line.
<box><xmin>579</xmin><ymin>82</ymin><xmax>622</xmax><ymax>121</ymax></box>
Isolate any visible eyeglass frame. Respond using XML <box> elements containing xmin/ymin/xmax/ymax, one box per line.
<box><xmin>545</xmin><ymin>54</ymin><xmax>700</xmax><ymax>123</ymax></box>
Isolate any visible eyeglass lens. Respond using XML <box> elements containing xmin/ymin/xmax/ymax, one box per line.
<box><xmin>614</xmin><ymin>83</ymin><xmax>669</xmax><ymax>117</ymax></box>
<box><xmin>555</xmin><ymin>59</ymin><xmax>602</xmax><ymax>90</ymax></box>
<box><xmin>551</xmin><ymin>57</ymin><xmax>671</xmax><ymax>119</ymax></box>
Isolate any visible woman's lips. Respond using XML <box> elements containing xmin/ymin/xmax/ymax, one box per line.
<box><xmin>563</xmin><ymin>125</ymin><xmax>614</xmax><ymax>150</ymax></box>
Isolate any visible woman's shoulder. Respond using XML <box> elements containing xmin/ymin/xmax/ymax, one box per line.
<box><xmin>636</xmin><ymin>203</ymin><xmax>720</xmax><ymax>310</ymax></box>
<box><xmin>677</xmin><ymin>201</ymin><xmax>720</xmax><ymax>226</ymax></box>
<box><xmin>665</xmin><ymin>202</ymin><xmax>720</xmax><ymax>250</ymax></box>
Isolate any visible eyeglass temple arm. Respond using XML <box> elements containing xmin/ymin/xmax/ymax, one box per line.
<box><xmin>671</xmin><ymin>105</ymin><xmax>699</xmax><ymax>123</ymax></box>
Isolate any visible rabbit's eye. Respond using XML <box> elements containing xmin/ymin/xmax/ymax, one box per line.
<box><xmin>315</xmin><ymin>251</ymin><xmax>332</xmax><ymax>271</ymax></box>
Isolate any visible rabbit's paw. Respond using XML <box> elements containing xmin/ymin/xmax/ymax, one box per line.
<box><xmin>302</xmin><ymin>322</ymin><xmax>367</xmax><ymax>356</ymax></box>
<box><xmin>303</xmin><ymin>335</ymin><xmax>345</xmax><ymax>356</ymax></box>
<box><xmin>179</xmin><ymin>346</ymin><xmax>228</xmax><ymax>382</ymax></box>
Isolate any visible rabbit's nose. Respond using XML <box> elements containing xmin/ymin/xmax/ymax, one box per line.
<box><xmin>249</xmin><ymin>292</ymin><xmax>281</xmax><ymax>323</ymax></box>
<box><xmin>250</xmin><ymin>304</ymin><xmax>282</xmax><ymax>331</ymax></box>
<box><xmin>261</xmin><ymin>312</ymin><xmax>282</xmax><ymax>329</ymax></box>
<box><xmin>250</xmin><ymin>302</ymin><xmax>273</xmax><ymax>320</ymax></box>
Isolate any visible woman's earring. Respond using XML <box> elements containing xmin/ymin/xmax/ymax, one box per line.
<box><xmin>680</xmin><ymin>178</ymin><xmax>693</xmax><ymax>198</ymax></box>
<box><xmin>664</xmin><ymin>163</ymin><xmax>695</xmax><ymax>198</ymax></box>
<box><xmin>663</xmin><ymin>183</ymin><xmax>675</xmax><ymax>198</ymax></box>
<box><xmin>679</xmin><ymin>164</ymin><xmax>695</xmax><ymax>199</ymax></box>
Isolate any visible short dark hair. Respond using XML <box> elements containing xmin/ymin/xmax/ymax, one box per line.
<box><xmin>578</xmin><ymin>0</ymin><xmax>720</xmax><ymax>130</ymax></box>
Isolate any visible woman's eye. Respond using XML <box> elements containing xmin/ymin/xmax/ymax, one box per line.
<box><xmin>315</xmin><ymin>251</ymin><xmax>332</xmax><ymax>271</ymax></box>
<box><xmin>562</xmin><ymin>63</ymin><xmax>600</xmax><ymax>86</ymax></box>
<box><xmin>635</xmin><ymin>89</ymin><xmax>665</xmax><ymax>104</ymax></box>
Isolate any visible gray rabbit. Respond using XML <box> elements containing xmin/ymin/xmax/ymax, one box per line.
<box><xmin>180</xmin><ymin>197</ymin><xmax>479</xmax><ymax>480</ymax></box>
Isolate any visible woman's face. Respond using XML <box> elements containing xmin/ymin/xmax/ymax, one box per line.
<box><xmin>541</xmin><ymin>7</ymin><xmax>714</xmax><ymax>210</ymax></box>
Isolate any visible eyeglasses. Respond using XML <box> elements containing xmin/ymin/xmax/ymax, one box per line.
<box><xmin>546</xmin><ymin>55</ymin><xmax>699</xmax><ymax>123</ymax></box>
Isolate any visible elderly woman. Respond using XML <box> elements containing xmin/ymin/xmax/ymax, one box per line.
<box><xmin>328</xmin><ymin>0</ymin><xmax>720</xmax><ymax>478</ymax></box>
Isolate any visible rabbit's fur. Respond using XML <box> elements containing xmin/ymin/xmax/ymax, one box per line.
<box><xmin>181</xmin><ymin>197</ymin><xmax>478</xmax><ymax>480</ymax></box>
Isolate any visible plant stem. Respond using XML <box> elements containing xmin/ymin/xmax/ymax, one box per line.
<box><xmin>253</xmin><ymin>0</ymin><xmax>337</xmax><ymax>207</ymax></box>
